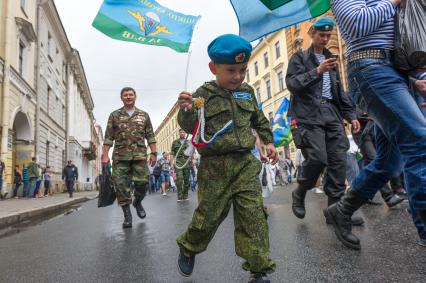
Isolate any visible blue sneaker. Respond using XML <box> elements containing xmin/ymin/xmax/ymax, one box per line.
<box><xmin>178</xmin><ymin>248</ymin><xmax>195</xmax><ymax>277</ymax></box>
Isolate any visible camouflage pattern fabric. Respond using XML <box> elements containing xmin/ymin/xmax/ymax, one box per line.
<box><xmin>104</xmin><ymin>107</ymin><xmax>156</xmax><ymax>161</ymax></box>
<box><xmin>176</xmin><ymin>152</ymin><xmax>276</xmax><ymax>273</ymax></box>
<box><xmin>175</xmin><ymin>167</ymin><xmax>190</xmax><ymax>200</ymax></box>
<box><xmin>113</xmin><ymin>160</ymin><xmax>148</xmax><ymax>206</ymax></box>
<box><xmin>171</xmin><ymin>139</ymin><xmax>190</xmax><ymax>169</ymax></box>
<box><xmin>177</xmin><ymin>81</ymin><xmax>273</xmax><ymax>157</ymax></box>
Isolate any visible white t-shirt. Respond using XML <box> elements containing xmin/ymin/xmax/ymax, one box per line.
<box><xmin>347</xmin><ymin>135</ymin><xmax>358</xmax><ymax>154</ymax></box>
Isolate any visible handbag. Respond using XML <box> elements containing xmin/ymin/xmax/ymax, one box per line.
<box><xmin>98</xmin><ymin>165</ymin><xmax>116</xmax><ymax>208</ymax></box>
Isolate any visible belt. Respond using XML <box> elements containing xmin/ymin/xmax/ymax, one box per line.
<box><xmin>348</xmin><ymin>49</ymin><xmax>387</xmax><ymax>64</ymax></box>
<box><xmin>320</xmin><ymin>98</ymin><xmax>333</xmax><ymax>104</ymax></box>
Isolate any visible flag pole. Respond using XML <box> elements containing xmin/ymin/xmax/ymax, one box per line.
<box><xmin>184</xmin><ymin>50</ymin><xmax>192</xmax><ymax>90</ymax></box>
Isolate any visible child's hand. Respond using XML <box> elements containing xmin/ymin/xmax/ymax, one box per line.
<box><xmin>178</xmin><ymin>91</ymin><xmax>193</xmax><ymax>110</ymax></box>
<box><xmin>414</xmin><ymin>79</ymin><xmax>426</xmax><ymax>99</ymax></box>
<box><xmin>265</xmin><ymin>143</ymin><xmax>278</xmax><ymax>165</ymax></box>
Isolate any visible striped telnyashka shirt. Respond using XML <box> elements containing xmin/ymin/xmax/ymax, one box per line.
<box><xmin>331</xmin><ymin>0</ymin><xmax>396</xmax><ymax>55</ymax></box>
<box><xmin>315</xmin><ymin>54</ymin><xmax>333</xmax><ymax>100</ymax></box>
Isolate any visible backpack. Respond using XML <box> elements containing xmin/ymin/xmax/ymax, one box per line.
<box><xmin>153</xmin><ymin>165</ymin><xmax>162</xmax><ymax>177</ymax></box>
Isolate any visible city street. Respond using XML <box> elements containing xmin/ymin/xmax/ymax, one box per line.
<box><xmin>0</xmin><ymin>184</ymin><xmax>424</xmax><ymax>283</ymax></box>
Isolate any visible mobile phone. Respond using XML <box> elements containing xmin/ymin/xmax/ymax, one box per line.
<box><xmin>330</xmin><ymin>53</ymin><xmax>339</xmax><ymax>60</ymax></box>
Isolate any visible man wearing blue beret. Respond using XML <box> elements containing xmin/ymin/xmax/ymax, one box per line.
<box><xmin>286</xmin><ymin>17</ymin><xmax>363</xmax><ymax>226</ymax></box>
<box><xmin>176</xmin><ymin>34</ymin><xmax>277</xmax><ymax>283</ymax></box>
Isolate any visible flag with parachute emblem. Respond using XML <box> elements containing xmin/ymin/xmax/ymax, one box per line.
<box><xmin>272</xmin><ymin>98</ymin><xmax>292</xmax><ymax>148</ymax></box>
<box><xmin>92</xmin><ymin>0</ymin><xmax>200</xmax><ymax>52</ymax></box>
<box><xmin>230</xmin><ymin>0</ymin><xmax>330</xmax><ymax>41</ymax></box>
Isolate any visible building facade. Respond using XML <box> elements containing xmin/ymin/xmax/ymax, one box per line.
<box><xmin>155</xmin><ymin>102</ymin><xmax>180</xmax><ymax>155</ymax></box>
<box><xmin>0</xmin><ymin>0</ymin><xmax>100</xmax><ymax>194</ymax></box>
<box><xmin>0</xmin><ymin>0</ymin><xmax>37</xmax><ymax>190</ymax></box>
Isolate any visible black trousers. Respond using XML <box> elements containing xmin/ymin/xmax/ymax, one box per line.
<box><xmin>295</xmin><ymin>103</ymin><xmax>349</xmax><ymax>199</ymax></box>
<box><xmin>66</xmin><ymin>180</ymin><xmax>74</xmax><ymax>195</ymax></box>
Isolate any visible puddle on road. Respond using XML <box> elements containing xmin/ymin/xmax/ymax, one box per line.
<box><xmin>0</xmin><ymin>204</ymin><xmax>83</xmax><ymax>239</ymax></box>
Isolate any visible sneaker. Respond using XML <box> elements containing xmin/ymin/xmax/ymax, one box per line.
<box><xmin>418</xmin><ymin>237</ymin><xmax>426</xmax><ymax>247</ymax></box>
<box><xmin>178</xmin><ymin>249</ymin><xmax>195</xmax><ymax>277</ymax></box>
<box><xmin>177</xmin><ymin>199</ymin><xmax>182</xmax><ymax>202</ymax></box>
<box><xmin>248</xmin><ymin>272</ymin><xmax>270</xmax><ymax>283</ymax></box>
<box><xmin>162</xmin><ymin>192</ymin><xmax>167</xmax><ymax>196</ymax></box>
<box><xmin>313</xmin><ymin>187</ymin><xmax>324</xmax><ymax>194</ymax></box>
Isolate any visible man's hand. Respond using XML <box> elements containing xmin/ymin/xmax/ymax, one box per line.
<box><xmin>351</xmin><ymin>119</ymin><xmax>361</xmax><ymax>134</ymax></box>
<box><xmin>149</xmin><ymin>154</ymin><xmax>157</xmax><ymax>167</ymax></box>
<box><xmin>317</xmin><ymin>58</ymin><xmax>337</xmax><ymax>75</ymax></box>
<box><xmin>414</xmin><ymin>79</ymin><xmax>426</xmax><ymax>99</ymax></box>
<box><xmin>265</xmin><ymin>143</ymin><xmax>279</xmax><ymax>165</ymax></box>
<box><xmin>391</xmin><ymin>0</ymin><xmax>401</xmax><ymax>7</ymax></box>
<box><xmin>260</xmin><ymin>152</ymin><xmax>269</xmax><ymax>163</ymax></box>
<box><xmin>178</xmin><ymin>91</ymin><xmax>193</xmax><ymax>110</ymax></box>
<box><xmin>101</xmin><ymin>154</ymin><xmax>110</xmax><ymax>165</ymax></box>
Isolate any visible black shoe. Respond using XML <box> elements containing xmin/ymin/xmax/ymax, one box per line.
<box><xmin>326</xmin><ymin>197</ymin><xmax>364</xmax><ymax>226</ymax></box>
<box><xmin>133</xmin><ymin>198</ymin><xmax>146</xmax><ymax>219</ymax></box>
<box><xmin>122</xmin><ymin>204</ymin><xmax>132</xmax><ymax>228</ymax></box>
<box><xmin>366</xmin><ymin>199</ymin><xmax>382</xmax><ymax>205</ymax></box>
<box><xmin>292</xmin><ymin>186</ymin><xmax>307</xmax><ymax>219</ymax></box>
<box><xmin>323</xmin><ymin>189</ymin><xmax>366</xmax><ymax>250</ymax></box>
<box><xmin>178</xmin><ymin>248</ymin><xmax>195</xmax><ymax>277</ymax></box>
<box><xmin>419</xmin><ymin>210</ymin><xmax>426</xmax><ymax>227</ymax></box>
<box><xmin>385</xmin><ymin>195</ymin><xmax>404</xmax><ymax>208</ymax></box>
<box><xmin>248</xmin><ymin>272</ymin><xmax>270</xmax><ymax>283</ymax></box>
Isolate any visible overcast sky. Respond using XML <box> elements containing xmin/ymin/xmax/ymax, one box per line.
<box><xmin>55</xmin><ymin>0</ymin><xmax>240</xmax><ymax>132</ymax></box>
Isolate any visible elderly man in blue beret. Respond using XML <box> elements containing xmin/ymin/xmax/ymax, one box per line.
<box><xmin>176</xmin><ymin>34</ymin><xmax>277</xmax><ymax>283</ymax></box>
<box><xmin>286</xmin><ymin>17</ymin><xmax>363</xmax><ymax>226</ymax></box>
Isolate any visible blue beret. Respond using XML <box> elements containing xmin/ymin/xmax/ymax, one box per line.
<box><xmin>208</xmin><ymin>34</ymin><xmax>252</xmax><ymax>64</ymax></box>
<box><xmin>313</xmin><ymin>17</ymin><xmax>334</xmax><ymax>31</ymax></box>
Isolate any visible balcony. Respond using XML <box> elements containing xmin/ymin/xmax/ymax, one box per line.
<box><xmin>82</xmin><ymin>141</ymin><xmax>97</xmax><ymax>161</ymax></box>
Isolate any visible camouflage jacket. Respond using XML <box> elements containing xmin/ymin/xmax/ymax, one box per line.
<box><xmin>104</xmin><ymin>107</ymin><xmax>156</xmax><ymax>160</ymax></box>
<box><xmin>171</xmin><ymin>139</ymin><xmax>190</xmax><ymax>168</ymax></box>
<box><xmin>178</xmin><ymin>81</ymin><xmax>273</xmax><ymax>157</ymax></box>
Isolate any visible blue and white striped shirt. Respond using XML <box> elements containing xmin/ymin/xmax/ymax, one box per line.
<box><xmin>331</xmin><ymin>0</ymin><xmax>396</xmax><ymax>55</ymax></box>
<box><xmin>315</xmin><ymin>54</ymin><xmax>333</xmax><ymax>100</ymax></box>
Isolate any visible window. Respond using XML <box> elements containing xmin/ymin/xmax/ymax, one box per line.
<box><xmin>277</xmin><ymin>71</ymin><xmax>284</xmax><ymax>92</ymax></box>
<box><xmin>47</xmin><ymin>87</ymin><xmax>52</xmax><ymax>112</ymax></box>
<box><xmin>47</xmin><ymin>32</ymin><xmax>53</xmax><ymax>61</ymax></box>
<box><xmin>46</xmin><ymin>141</ymin><xmax>50</xmax><ymax>167</ymax></box>
<box><xmin>18</xmin><ymin>41</ymin><xmax>25</xmax><ymax>75</ymax></box>
<box><xmin>20</xmin><ymin>0</ymin><xmax>26</xmax><ymax>11</ymax></box>
<box><xmin>266</xmin><ymin>80</ymin><xmax>271</xmax><ymax>99</ymax></box>
<box><xmin>268</xmin><ymin>112</ymin><xmax>273</xmax><ymax>128</ymax></box>
<box><xmin>254</xmin><ymin>61</ymin><xmax>259</xmax><ymax>76</ymax></box>
<box><xmin>62</xmin><ymin>105</ymin><xmax>65</xmax><ymax>127</ymax></box>
<box><xmin>246</xmin><ymin>69</ymin><xmax>250</xmax><ymax>83</ymax></box>
<box><xmin>275</xmin><ymin>41</ymin><xmax>281</xmax><ymax>58</ymax></box>
<box><xmin>256</xmin><ymin>87</ymin><xmax>261</xmax><ymax>102</ymax></box>
<box><xmin>264</xmin><ymin>52</ymin><xmax>269</xmax><ymax>68</ymax></box>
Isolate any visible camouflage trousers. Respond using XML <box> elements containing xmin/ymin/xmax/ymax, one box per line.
<box><xmin>112</xmin><ymin>160</ymin><xmax>149</xmax><ymax>206</ymax></box>
<box><xmin>175</xmin><ymin>167</ymin><xmax>190</xmax><ymax>200</ymax></box>
<box><xmin>176</xmin><ymin>152</ymin><xmax>276</xmax><ymax>273</ymax></box>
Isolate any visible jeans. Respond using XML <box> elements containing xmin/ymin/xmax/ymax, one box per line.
<box><xmin>23</xmin><ymin>181</ymin><xmax>29</xmax><ymax>198</ymax></box>
<box><xmin>346</xmin><ymin>153</ymin><xmax>359</xmax><ymax>185</ymax></box>
<box><xmin>161</xmin><ymin>171</ymin><xmax>170</xmax><ymax>184</ymax></box>
<box><xmin>28</xmin><ymin>178</ymin><xmax>37</xmax><ymax>198</ymax></box>
<box><xmin>44</xmin><ymin>180</ymin><xmax>51</xmax><ymax>196</ymax></box>
<box><xmin>13</xmin><ymin>183</ymin><xmax>21</xmax><ymax>197</ymax></box>
<box><xmin>348</xmin><ymin>54</ymin><xmax>426</xmax><ymax>238</ymax></box>
<box><xmin>148</xmin><ymin>174</ymin><xmax>156</xmax><ymax>194</ymax></box>
<box><xmin>0</xmin><ymin>178</ymin><xmax>2</xmax><ymax>195</ymax></box>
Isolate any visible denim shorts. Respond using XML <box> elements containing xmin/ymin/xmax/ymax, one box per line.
<box><xmin>161</xmin><ymin>171</ymin><xmax>170</xmax><ymax>183</ymax></box>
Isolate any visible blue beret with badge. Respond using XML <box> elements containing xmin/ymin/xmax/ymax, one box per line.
<box><xmin>207</xmin><ymin>34</ymin><xmax>252</xmax><ymax>64</ymax></box>
<box><xmin>312</xmin><ymin>17</ymin><xmax>334</xmax><ymax>31</ymax></box>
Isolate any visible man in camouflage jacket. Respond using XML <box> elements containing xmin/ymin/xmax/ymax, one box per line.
<box><xmin>170</xmin><ymin>129</ymin><xmax>191</xmax><ymax>201</ymax></box>
<box><xmin>102</xmin><ymin>87</ymin><xmax>157</xmax><ymax>228</ymax></box>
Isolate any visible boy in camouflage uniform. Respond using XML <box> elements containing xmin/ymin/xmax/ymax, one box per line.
<box><xmin>102</xmin><ymin>87</ymin><xmax>157</xmax><ymax>228</ymax></box>
<box><xmin>176</xmin><ymin>34</ymin><xmax>278</xmax><ymax>283</ymax></box>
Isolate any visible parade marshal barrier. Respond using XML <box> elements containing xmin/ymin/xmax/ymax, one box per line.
<box><xmin>92</xmin><ymin>0</ymin><xmax>200</xmax><ymax>52</ymax></box>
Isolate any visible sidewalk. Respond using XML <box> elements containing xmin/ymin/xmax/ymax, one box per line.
<box><xmin>0</xmin><ymin>191</ymin><xmax>98</xmax><ymax>229</ymax></box>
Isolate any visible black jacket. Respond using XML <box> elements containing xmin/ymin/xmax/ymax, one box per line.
<box><xmin>62</xmin><ymin>165</ymin><xmax>78</xmax><ymax>181</ymax></box>
<box><xmin>286</xmin><ymin>46</ymin><xmax>356</xmax><ymax>125</ymax></box>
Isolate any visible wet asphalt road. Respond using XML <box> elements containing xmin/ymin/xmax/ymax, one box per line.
<box><xmin>0</xmin><ymin>185</ymin><xmax>424</xmax><ymax>283</ymax></box>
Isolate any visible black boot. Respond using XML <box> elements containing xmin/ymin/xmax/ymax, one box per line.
<box><xmin>133</xmin><ymin>198</ymin><xmax>146</xmax><ymax>219</ymax></box>
<box><xmin>178</xmin><ymin>248</ymin><xmax>195</xmax><ymax>277</ymax></box>
<box><xmin>323</xmin><ymin>189</ymin><xmax>366</xmax><ymax>250</ymax></box>
<box><xmin>380</xmin><ymin>185</ymin><xmax>404</xmax><ymax>208</ymax></box>
<box><xmin>248</xmin><ymin>272</ymin><xmax>270</xmax><ymax>283</ymax></box>
<box><xmin>419</xmin><ymin>210</ymin><xmax>426</xmax><ymax>226</ymax></box>
<box><xmin>292</xmin><ymin>185</ymin><xmax>308</xmax><ymax>219</ymax></box>
<box><xmin>122</xmin><ymin>204</ymin><xmax>132</xmax><ymax>228</ymax></box>
<box><xmin>325</xmin><ymin>197</ymin><xmax>364</xmax><ymax>226</ymax></box>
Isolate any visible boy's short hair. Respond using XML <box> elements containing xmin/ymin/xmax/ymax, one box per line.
<box><xmin>208</xmin><ymin>34</ymin><xmax>252</xmax><ymax>64</ymax></box>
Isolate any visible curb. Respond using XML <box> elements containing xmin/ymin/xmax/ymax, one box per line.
<box><xmin>0</xmin><ymin>194</ymin><xmax>98</xmax><ymax>230</ymax></box>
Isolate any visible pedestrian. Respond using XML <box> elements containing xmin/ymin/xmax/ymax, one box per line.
<box><xmin>43</xmin><ymin>166</ymin><xmax>52</xmax><ymax>197</ymax></box>
<box><xmin>0</xmin><ymin>160</ymin><xmax>6</xmax><ymax>200</ymax></box>
<box><xmin>285</xmin><ymin>157</ymin><xmax>295</xmax><ymax>184</ymax></box>
<box><xmin>34</xmin><ymin>164</ymin><xmax>43</xmax><ymax>198</ymax></box>
<box><xmin>326</xmin><ymin>0</ymin><xmax>426</xmax><ymax>249</ymax></box>
<box><xmin>27</xmin><ymin>157</ymin><xmax>39</xmax><ymax>199</ymax></box>
<box><xmin>176</xmin><ymin>34</ymin><xmax>278</xmax><ymax>283</ymax></box>
<box><xmin>286</xmin><ymin>17</ymin><xmax>363</xmax><ymax>226</ymax></box>
<box><xmin>171</xmin><ymin>129</ymin><xmax>191</xmax><ymax>202</ymax></box>
<box><xmin>62</xmin><ymin>160</ymin><xmax>78</xmax><ymax>198</ymax></box>
<box><xmin>153</xmin><ymin>160</ymin><xmax>162</xmax><ymax>193</ymax></box>
<box><xmin>157</xmin><ymin>152</ymin><xmax>171</xmax><ymax>196</ymax></box>
<box><xmin>277</xmin><ymin>152</ymin><xmax>288</xmax><ymax>186</ymax></box>
<box><xmin>22</xmin><ymin>164</ymin><xmax>29</xmax><ymax>198</ymax></box>
<box><xmin>345</xmin><ymin>126</ymin><xmax>360</xmax><ymax>186</ymax></box>
<box><xmin>12</xmin><ymin>165</ymin><xmax>22</xmax><ymax>198</ymax></box>
<box><xmin>147</xmin><ymin>162</ymin><xmax>156</xmax><ymax>194</ymax></box>
<box><xmin>352</xmin><ymin>114</ymin><xmax>403</xmax><ymax>207</ymax></box>
<box><xmin>102</xmin><ymin>87</ymin><xmax>157</xmax><ymax>228</ymax></box>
